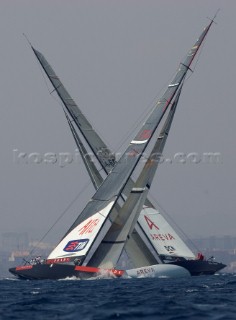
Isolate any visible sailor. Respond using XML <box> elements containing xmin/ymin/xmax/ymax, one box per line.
<box><xmin>197</xmin><ymin>252</ymin><xmax>204</xmax><ymax>260</ymax></box>
<box><xmin>35</xmin><ymin>256</ymin><xmax>41</xmax><ymax>264</ymax></box>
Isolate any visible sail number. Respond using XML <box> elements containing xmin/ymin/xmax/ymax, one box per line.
<box><xmin>164</xmin><ymin>246</ymin><xmax>176</xmax><ymax>253</ymax></box>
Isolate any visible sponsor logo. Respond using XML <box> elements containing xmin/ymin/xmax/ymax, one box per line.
<box><xmin>144</xmin><ymin>215</ymin><xmax>159</xmax><ymax>230</ymax></box>
<box><xmin>150</xmin><ymin>233</ymin><xmax>175</xmax><ymax>241</ymax></box>
<box><xmin>78</xmin><ymin>219</ymin><xmax>100</xmax><ymax>235</ymax></box>
<box><xmin>137</xmin><ymin>267</ymin><xmax>155</xmax><ymax>276</ymax></box>
<box><xmin>144</xmin><ymin>216</ymin><xmax>175</xmax><ymax>241</ymax></box>
<box><xmin>63</xmin><ymin>239</ymin><xmax>89</xmax><ymax>252</ymax></box>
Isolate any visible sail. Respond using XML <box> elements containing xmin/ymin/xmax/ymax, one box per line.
<box><xmin>31</xmin><ymin>46</ymin><xmax>116</xmax><ymax>174</ymax></box>
<box><xmin>47</xmin><ymin>200</ymin><xmax>115</xmax><ymax>260</ymax></box>
<box><xmin>64</xmin><ymin>111</ymin><xmax>104</xmax><ymax>190</ymax></box>
<box><xmin>138</xmin><ymin>207</ymin><xmax>195</xmax><ymax>259</ymax></box>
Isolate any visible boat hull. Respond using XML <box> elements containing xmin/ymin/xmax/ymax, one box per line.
<box><xmin>168</xmin><ymin>260</ymin><xmax>226</xmax><ymax>276</ymax></box>
<box><xmin>8</xmin><ymin>264</ymin><xmax>124</xmax><ymax>280</ymax></box>
<box><xmin>125</xmin><ymin>264</ymin><xmax>191</xmax><ymax>278</ymax></box>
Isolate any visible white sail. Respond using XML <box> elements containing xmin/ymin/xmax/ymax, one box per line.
<box><xmin>47</xmin><ymin>200</ymin><xmax>115</xmax><ymax>260</ymax></box>
<box><xmin>138</xmin><ymin>207</ymin><xmax>195</xmax><ymax>259</ymax></box>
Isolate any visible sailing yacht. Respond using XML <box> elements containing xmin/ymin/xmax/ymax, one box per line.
<box><xmin>9</xmin><ymin>18</ymin><xmax>226</xmax><ymax>280</ymax></box>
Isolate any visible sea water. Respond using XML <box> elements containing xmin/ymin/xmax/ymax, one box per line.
<box><xmin>1</xmin><ymin>273</ymin><xmax>236</xmax><ymax>319</ymax></box>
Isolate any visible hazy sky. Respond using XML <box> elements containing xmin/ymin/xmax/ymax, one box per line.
<box><xmin>0</xmin><ymin>0</ymin><xmax>235</xmax><ymax>244</ymax></box>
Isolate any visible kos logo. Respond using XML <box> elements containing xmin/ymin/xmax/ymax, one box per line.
<box><xmin>63</xmin><ymin>239</ymin><xmax>89</xmax><ymax>252</ymax></box>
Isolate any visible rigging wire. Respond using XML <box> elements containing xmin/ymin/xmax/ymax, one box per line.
<box><xmin>26</xmin><ymin>177</ymin><xmax>93</xmax><ymax>260</ymax></box>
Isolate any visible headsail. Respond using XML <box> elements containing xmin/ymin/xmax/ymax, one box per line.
<box><xmin>138</xmin><ymin>207</ymin><xmax>195</xmax><ymax>259</ymax></box>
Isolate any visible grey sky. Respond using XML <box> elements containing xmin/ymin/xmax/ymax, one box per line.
<box><xmin>0</xmin><ymin>0</ymin><xmax>235</xmax><ymax>244</ymax></box>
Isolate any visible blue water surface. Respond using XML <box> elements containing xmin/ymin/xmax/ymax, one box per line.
<box><xmin>1</xmin><ymin>274</ymin><xmax>236</xmax><ymax>320</ymax></box>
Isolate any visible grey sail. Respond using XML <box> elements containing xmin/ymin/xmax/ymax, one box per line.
<box><xmin>64</xmin><ymin>110</ymin><xmax>104</xmax><ymax>190</ymax></box>
<box><xmin>31</xmin><ymin>46</ymin><xmax>116</xmax><ymax>174</ymax></box>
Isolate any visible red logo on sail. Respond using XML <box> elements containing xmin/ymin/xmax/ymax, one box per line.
<box><xmin>78</xmin><ymin>218</ymin><xmax>100</xmax><ymax>235</ymax></box>
<box><xmin>144</xmin><ymin>215</ymin><xmax>159</xmax><ymax>230</ymax></box>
